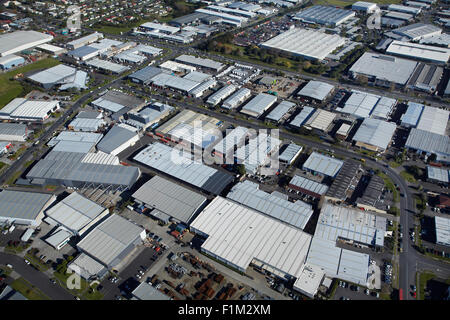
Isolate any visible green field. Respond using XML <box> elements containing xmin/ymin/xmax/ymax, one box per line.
<box><xmin>400</xmin><ymin>171</ymin><xmax>416</xmax><ymax>183</ymax></box>
<box><xmin>10</xmin><ymin>278</ymin><xmax>50</xmax><ymax>300</ymax></box>
<box><xmin>0</xmin><ymin>58</ymin><xmax>60</xmax><ymax>108</ymax></box>
<box><xmin>417</xmin><ymin>271</ymin><xmax>435</xmax><ymax>300</ymax></box>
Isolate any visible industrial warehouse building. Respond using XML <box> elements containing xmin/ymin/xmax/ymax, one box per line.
<box><xmin>386</xmin><ymin>41</ymin><xmax>450</xmax><ymax>65</ymax></box>
<box><xmin>240</xmin><ymin>93</ymin><xmax>277</xmax><ymax>118</ymax></box>
<box><xmin>91</xmin><ymin>90</ymin><xmax>145</xmax><ymax>119</ymax></box>
<box><xmin>401</xmin><ymin>103</ymin><xmax>449</xmax><ymax>135</ymax></box>
<box><xmin>305</xmin><ymin>202</ymin><xmax>385</xmax><ymax>285</ymax></box>
<box><xmin>132</xmin><ymin>175</ymin><xmax>207</xmax><ymax>224</ymax></box>
<box><xmin>297</xmin><ymin>81</ymin><xmax>335</xmax><ymax>102</ymax></box>
<box><xmin>390</xmin><ymin>23</ymin><xmax>442</xmax><ymax>41</ymax></box>
<box><xmin>325</xmin><ymin>160</ymin><xmax>361</xmax><ymax>202</ymax></box>
<box><xmin>28</xmin><ymin>64</ymin><xmax>88</xmax><ymax>91</ymax></box>
<box><xmin>190</xmin><ymin>197</ymin><xmax>312</xmax><ymax>280</ymax></box>
<box><xmin>0</xmin><ymin>123</ymin><xmax>29</xmax><ymax>141</ymax></box>
<box><xmin>26</xmin><ymin>146</ymin><xmax>140</xmax><ymax>190</ymax></box>
<box><xmin>0</xmin><ymin>54</ymin><xmax>25</xmax><ymax>70</ymax></box>
<box><xmin>0</xmin><ymin>190</ymin><xmax>56</xmax><ymax>227</ymax></box>
<box><xmin>45</xmin><ymin>192</ymin><xmax>109</xmax><ymax>237</ymax></box>
<box><xmin>235</xmin><ymin>133</ymin><xmax>281</xmax><ymax>175</ymax></box>
<box><xmin>44</xmin><ymin>192</ymin><xmax>109</xmax><ymax>250</ymax></box>
<box><xmin>352</xmin><ymin>2</ymin><xmax>379</xmax><ymax>14</ymax></box>
<box><xmin>68</xmin><ymin>117</ymin><xmax>106</xmax><ymax>132</ymax></box>
<box><xmin>132</xmin><ymin>282</ymin><xmax>171</xmax><ymax>300</ymax></box>
<box><xmin>352</xmin><ymin>118</ymin><xmax>397</xmax><ymax>152</ymax></box>
<box><xmin>85</xmin><ymin>58</ymin><xmax>130</xmax><ymax>74</ymax></box>
<box><xmin>0</xmin><ymin>30</ymin><xmax>53</xmax><ymax>57</ymax></box>
<box><xmin>128</xmin><ymin>66</ymin><xmax>165</xmax><ymax>85</ymax></box>
<box><xmin>356</xmin><ymin>174</ymin><xmax>386</xmax><ymax>213</ymax></box>
<box><xmin>67</xmin><ymin>32</ymin><xmax>104</xmax><ymax>50</ymax></box>
<box><xmin>261</xmin><ymin>28</ymin><xmax>346</xmax><ymax>61</ymax></box>
<box><xmin>207</xmin><ymin>84</ymin><xmax>237</xmax><ymax>106</ymax></box>
<box><xmin>288</xmin><ymin>175</ymin><xmax>329</xmax><ymax>199</ymax></box>
<box><xmin>435</xmin><ymin>216</ymin><xmax>450</xmax><ymax>246</ymax></box>
<box><xmin>0</xmin><ymin>98</ymin><xmax>60</xmax><ymax>122</ymax></box>
<box><xmin>175</xmin><ymin>54</ymin><xmax>225</xmax><ymax>73</ymax></box>
<box><xmin>349</xmin><ymin>52</ymin><xmax>417</xmax><ymax>86</ymax></box>
<box><xmin>96</xmin><ymin>124</ymin><xmax>139</xmax><ymax>156</ymax></box>
<box><xmin>427</xmin><ymin>166</ymin><xmax>449</xmax><ymax>185</ymax></box>
<box><xmin>125</xmin><ymin>102</ymin><xmax>174</xmax><ymax>130</ymax></box>
<box><xmin>303</xmin><ymin>152</ymin><xmax>344</xmax><ymax>178</ymax></box>
<box><xmin>227</xmin><ymin>180</ymin><xmax>313</xmax><ymax>230</ymax></box>
<box><xmin>73</xmin><ymin>214</ymin><xmax>146</xmax><ymax>278</ymax></box>
<box><xmin>405</xmin><ymin>129</ymin><xmax>450</xmax><ymax>163</ymax></box>
<box><xmin>134</xmin><ymin>142</ymin><xmax>234</xmax><ymax>195</ymax></box>
<box><xmin>155</xmin><ymin>109</ymin><xmax>222</xmax><ymax>150</ymax></box>
<box><xmin>265</xmin><ymin>100</ymin><xmax>296</xmax><ymax>123</ymax></box>
<box><xmin>293</xmin><ymin>5</ymin><xmax>355</xmax><ymax>26</ymax></box>
<box><xmin>289</xmin><ymin>106</ymin><xmax>316</xmax><ymax>129</ymax></box>
<box><xmin>278</xmin><ymin>144</ymin><xmax>302</xmax><ymax>165</ymax></box>
<box><xmin>337</xmin><ymin>90</ymin><xmax>397</xmax><ymax>120</ymax></box>
<box><xmin>212</xmin><ymin>126</ymin><xmax>251</xmax><ymax>160</ymax></box>
<box><xmin>222</xmin><ymin>88</ymin><xmax>251</xmax><ymax>110</ymax></box>
<box><xmin>304</xmin><ymin>109</ymin><xmax>336</xmax><ymax>133</ymax></box>
<box><xmin>407</xmin><ymin>63</ymin><xmax>444</xmax><ymax>93</ymax></box>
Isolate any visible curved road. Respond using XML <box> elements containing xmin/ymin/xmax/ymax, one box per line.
<box><xmin>0</xmin><ymin>252</ymin><xmax>73</xmax><ymax>300</ymax></box>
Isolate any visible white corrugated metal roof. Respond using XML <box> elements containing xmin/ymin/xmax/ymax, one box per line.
<box><xmin>289</xmin><ymin>175</ymin><xmax>329</xmax><ymax>195</ymax></box>
<box><xmin>227</xmin><ymin>180</ymin><xmax>313</xmax><ymax>230</ymax></box>
<box><xmin>190</xmin><ymin>197</ymin><xmax>312</xmax><ymax>277</ymax></box>
<box><xmin>77</xmin><ymin>214</ymin><xmax>144</xmax><ymax>266</ymax></box>
<box><xmin>353</xmin><ymin>118</ymin><xmax>397</xmax><ymax>150</ymax></box>
<box><xmin>435</xmin><ymin>216</ymin><xmax>450</xmax><ymax>246</ymax></box>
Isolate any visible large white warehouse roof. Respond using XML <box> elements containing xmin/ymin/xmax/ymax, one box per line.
<box><xmin>190</xmin><ymin>197</ymin><xmax>312</xmax><ymax>276</ymax></box>
<box><xmin>261</xmin><ymin>28</ymin><xmax>346</xmax><ymax>60</ymax></box>
<box><xmin>0</xmin><ymin>31</ymin><xmax>53</xmax><ymax>57</ymax></box>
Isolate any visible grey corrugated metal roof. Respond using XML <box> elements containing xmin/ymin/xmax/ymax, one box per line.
<box><xmin>175</xmin><ymin>54</ymin><xmax>224</xmax><ymax>71</ymax></box>
<box><xmin>132</xmin><ymin>175</ymin><xmax>206</xmax><ymax>224</ymax></box>
<box><xmin>132</xmin><ymin>282</ymin><xmax>170</xmax><ymax>300</ymax></box>
<box><xmin>45</xmin><ymin>192</ymin><xmax>107</xmax><ymax>234</ymax></box>
<box><xmin>240</xmin><ymin>93</ymin><xmax>277</xmax><ymax>118</ymax></box>
<box><xmin>405</xmin><ymin>128</ymin><xmax>450</xmax><ymax>157</ymax></box>
<box><xmin>289</xmin><ymin>175</ymin><xmax>329</xmax><ymax>195</ymax></box>
<box><xmin>303</xmin><ymin>152</ymin><xmax>344</xmax><ymax>177</ymax></box>
<box><xmin>0</xmin><ymin>122</ymin><xmax>27</xmax><ymax>137</ymax></box>
<box><xmin>427</xmin><ymin>166</ymin><xmax>449</xmax><ymax>183</ymax></box>
<box><xmin>265</xmin><ymin>100</ymin><xmax>296</xmax><ymax>122</ymax></box>
<box><xmin>133</xmin><ymin>143</ymin><xmax>233</xmax><ymax>194</ymax></box>
<box><xmin>353</xmin><ymin>118</ymin><xmax>397</xmax><ymax>150</ymax></box>
<box><xmin>435</xmin><ymin>216</ymin><xmax>450</xmax><ymax>246</ymax></box>
<box><xmin>401</xmin><ymin>102</ymin><xmax>424</xmax><ymax>126</ymax></box>
<box><xmin>289</xmin><ymin>106</ymin><xmax>315</xmax><ymax>128</ymax></box>
<box><xmin>226</xmin><ymin>180</ymin><xmax>313</xmax><ymax>230</ymax></box>
<box><xmin>68</xmin><ymin>45</ymin><xmax>98</xmax><ymax>58</ymax></box>
<box><xmin>53</xmin><ymin>140</ymin><xmax>96</xmax><ymax>153</ymax></box>
<box><xmin>97</xmin><ymin>125</ymin><xmax>138</xmax><ymax>154</ymax></box>
<box><xmin>298</xmin><ymin>81</ymin><xmax>334</xmax><ymax>101</ymax></box>
<box><xmin>0</xmin><ymin>190</ymin><xmax>54</xmax><ymax>221</ymax></box>
<box><xmin>77</xmin><ymin>214</ymin><xmax>144</xmax><ymax>266</ymax></box>
<box><xmin>279</xmin><ymin>144</ymin><xmax>302</xmax><ymax>163</ymax></box>
<box><xmin>129</xmin><ymin>66</ymin><xmax>165</xmax><ymax>84</ymax></box>
<box><xmin>26</xmin><ymin>151</ymin><xmax>140</xmax><ymax>188</ymax></box>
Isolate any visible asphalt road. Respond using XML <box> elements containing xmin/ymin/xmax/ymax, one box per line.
<box><xmin>0</xmin><ymin>252</ymin><xmax>74</xmax><ymax>300</ymax></box>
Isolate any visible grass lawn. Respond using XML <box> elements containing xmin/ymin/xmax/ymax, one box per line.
<box><xmin>10</xmin><ymin>278</ymin><xmax>50</xmax><ymax>300</ymax></box>
<box><xmin>417</xmin><ymin>271</ymin><xmax>434</xmax><ymax>300</ymax></box>
<box><xmin>53</xmin><ymin>270</ymin><xmax>102</xmax><ymax>299</ymax></box>
<box><xmin>24</xmin><ymin>253</ymin><xmax>50</xmax><ymax>272</ymax></box>
<box><xmin>0</xmin><ymin>161</ymin><xmax>7</xmax><ymax>170</ymax></box>
<box><xmin>377</xmin><ymin>172</ymin><xmax>399</xmax><ymax>203</ymax></box>
<box><xmin>81</xmin><ymin>283</ymin><xmax>104</xmax><ymax>300</ymax></box>
<box><xmin>0</xmin><ymin>58</ymin><xmax>60</xmax><ymax>108</ymax></box>
<box><xmin>400</xmin><ymin>171</ymin><xmax>416</xmax><ymax>183</ymax></box>
<box><xmin>5</xmin><ymin>170</ymin><xmax>23</xmax><ymax>186</ymax></box>
<box><xmin>389</xmin><ymin>161</ymin><xmax>402</xmax><ymax>168</ymax></box>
